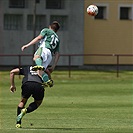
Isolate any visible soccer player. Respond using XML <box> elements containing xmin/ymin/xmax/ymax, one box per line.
<box><xmin>10</xmin><ymin>66</ymin><xmax>53</xmax><ymax>128</ymax></box>
<box><xmin>21</xmin><ymin>21</ymin><xmax>60</xmax><ymax>79</ymax></box>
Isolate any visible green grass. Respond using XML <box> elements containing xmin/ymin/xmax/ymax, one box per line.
<box><xmin>0</xmin><ymin>70</ymin><xmax>133</xmax><ymax>133</ymax></box>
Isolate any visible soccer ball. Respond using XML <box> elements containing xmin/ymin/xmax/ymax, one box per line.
<box><xmin>87</xmin><ymin>5</ymin><xmax>98</xmax><ymax>16</ymax></box>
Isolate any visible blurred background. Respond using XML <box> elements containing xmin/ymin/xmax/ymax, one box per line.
<box><xmin>0</xmin><ymin>0</ymin><xmax>133</xmax><ymax>71</ymax></box>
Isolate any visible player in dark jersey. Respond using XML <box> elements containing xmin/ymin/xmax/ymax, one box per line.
<box><xmin>10</xmin><ymin>66</ymin><xmax>53</xmax><ymax>128</ymax></box>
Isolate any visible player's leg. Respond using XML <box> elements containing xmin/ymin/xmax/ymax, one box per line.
<box><xmin>17</xmin><ymin>100</ymin><xmax>42</xmax><ymax>122</ymax></box>
<box><xmin>45</xmin><ymin>68</ymin><xmax>52</xmax><ymax>79</ymax></box>
<box><xmin>41</xmin><ymin>48</ymin><xmax>52</xmax><ymax>79</ymax></box>
<box><xmin>16</xmin><ymin>83</ymin><xmax>32</xmax><ymax>128</ymax></box>
<box><xmin>26</xmin><ymin>100</ymin><xmax>43</xmax><ymax>113</ymax></box>
<box><xmin>17</xmin><ymin>82</ymin><xmax>44</xmax><ymax>128</ymax></box>
<box><xmin>26</xmin><ymin>82</ymin><xmax>45</xmax><ymax>113</ymax></box>
<box><xmin>33</xmin><ymin>48</ymin><xmax>52</xmax><ymax>70</ymax></box>
<box><xmin>41</xmin><ymin>48</ymin><xmax>52</xmax><ymax>69</ymax></box>
<box><xmin>33</xmin><ymin>47</ymin><xmax>43</xmax><ymax>65</ymax></box>
<box><xmin>16</xmin><ymin>98</ymin><xmax>28</xmax><ymax>128</ymax></box>
<box><xmin>32</xmin><ymin>47</ymin><xmax>44</xmax><ymax>71</ymax></box>
<box><xmin>33</xmin><ymin>48</ymin><xmax>52</xmax><ymax>80</ymax></box>
<box><xmin>17</xmin><ymin>98</ymin><xmax>28</xmax><ymax>117</ymax></box>
<box><xmin>33</xmin><ymin>55</ymin><xmax>42</xmax><ymax>66</ymax></box>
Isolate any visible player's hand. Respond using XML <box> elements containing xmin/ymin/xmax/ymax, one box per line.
<box><xmin>10</xmin><ymin>85</ymin><xmax>16</xmax><ymax>93</ymax></box>
<box><xmin>48</xmin><ymin>67</ymin><xmax>54</xmax><ymax>73</ymax></box>
<box><xmin>21</xmin><ymin>45</ymin><xmax>27</xmax><ymax>51</ymax></box>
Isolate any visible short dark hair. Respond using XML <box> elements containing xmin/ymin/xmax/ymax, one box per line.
<box><xmin>50</xmin><ymin>21</ymin><xmax>60</xmax><ymax>32</ymax></box>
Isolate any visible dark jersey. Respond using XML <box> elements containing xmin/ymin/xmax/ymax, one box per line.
<box><xmin>19</xmin><ymin>66</ymin><xmax>43</xmax><ymax>85</ymax></box>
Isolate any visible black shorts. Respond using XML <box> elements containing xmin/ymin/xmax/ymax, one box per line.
<box><xmin>21</xmin><ymin>82</ymin><xmax>45</xmax><ymax>100</ymax></box>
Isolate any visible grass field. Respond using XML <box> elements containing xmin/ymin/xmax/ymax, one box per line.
<box><xmin>0</xmin><ymin>70</ymin><xmax>133</xmax><ymax>133</ymax></box>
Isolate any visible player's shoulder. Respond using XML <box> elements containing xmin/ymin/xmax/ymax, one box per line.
<box><xmin>40</xmin><ymin>28</ymin><xmax>59</xmax><ymax>38</ymax></box>
<box><xmin>20</xmin><ymin>66</ymin><xmax>32</xmax><ymax>72</ymax></box>
<box><xmin>47</xmin><ymin>28</ymin><xmax>55</xmax><ymax>34</ymax></box>
<box><xmin>45</xmin><ymin>28</ymin><xmax>58</xmax><ymax>37</ymax></box>
<box><xmin>40</xmin><ymin>28</ymin><xmax>49</xmax><ymax>33</ymax></box>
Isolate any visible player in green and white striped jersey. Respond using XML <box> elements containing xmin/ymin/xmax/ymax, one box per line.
<box><xmin>21</xmin><ymin>21</ymin><xmax>60</xmax><ymax>79</ymax></box>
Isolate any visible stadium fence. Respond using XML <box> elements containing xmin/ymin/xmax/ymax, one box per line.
<box><xmin>0</xmin><ymin>54</ymin><xmax>133</xmax><ymax>77</ymax></box>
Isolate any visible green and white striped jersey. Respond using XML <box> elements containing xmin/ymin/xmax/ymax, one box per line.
<box><xmin>39</xmin><ymin>28</ymin><xmax>60</xmax><ymax>54</ymax></box>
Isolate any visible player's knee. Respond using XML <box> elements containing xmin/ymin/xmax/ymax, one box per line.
<box><xmin>33</xmin><ymin>55</ymin><xmax>40</xmax><ymax>61</ymax></box>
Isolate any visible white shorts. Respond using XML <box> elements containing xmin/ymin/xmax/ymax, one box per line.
<box><xmin>41</xmin><ymin>47</ymin><xmax>52</xmax><ymax>70</ymax></box>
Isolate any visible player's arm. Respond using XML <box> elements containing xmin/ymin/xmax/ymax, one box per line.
<box><xmin>49</xmin><ymin>51</ymin><xmax>60</xmax><ymax>73</ymax></box>
<box><xmin>21</xmin><ymin>35</ymin><xmax>43</xmax><ymax>51</ymax></box>
<box><xmin>10</xmin><ymin>68</ymin><xmax>20</xmax><ymax>93</ymax></box>
<box><xmin>45</xmin><ymin>68</ymin><xmax>52</xmax><ymax>79</ymax></box>
<box><xmin>49</xmin><ymin>39</ymin><xmax>60</xmax><ymax>72</ymax></box>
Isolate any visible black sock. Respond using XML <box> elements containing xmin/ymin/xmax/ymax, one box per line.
<box><xmin>26</xmin><ymin>102</ymin><xmax>38</xmax><ymax>113</ymax></box>
<box><xmin>17</xmin><ymin>106</ymin><xmax>23</xmax><ymax>116</ymax></box>
<box><xmin>17</xmin><ymin>106</ymin><xmax>23</xmax><ymax>124</ymax></box>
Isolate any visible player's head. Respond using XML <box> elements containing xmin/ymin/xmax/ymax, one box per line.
<box><xmin>50</xmin><ymin>21</ymin><xmax>60</xmax><ymax>32</ymax></box>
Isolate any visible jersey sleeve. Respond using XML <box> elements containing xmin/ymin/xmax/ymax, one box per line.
<box><xmin>39</xmin><ymin>28</ymin><xmax>47</xmax><ymax>37</ymax></box>
<box><xmin>54</xmin><ymin>40</ymin><xmax>60</xmax><ymax>53</ymax></box>
<box><xmin>19</xmin><ymin>68</ymin><xmax>24</xmax><ymax>75</ymax></box>
<box><xmin>19</xmin><ymin>67</ymin><xmax>28</xmax><ymax>75</ymax></box>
